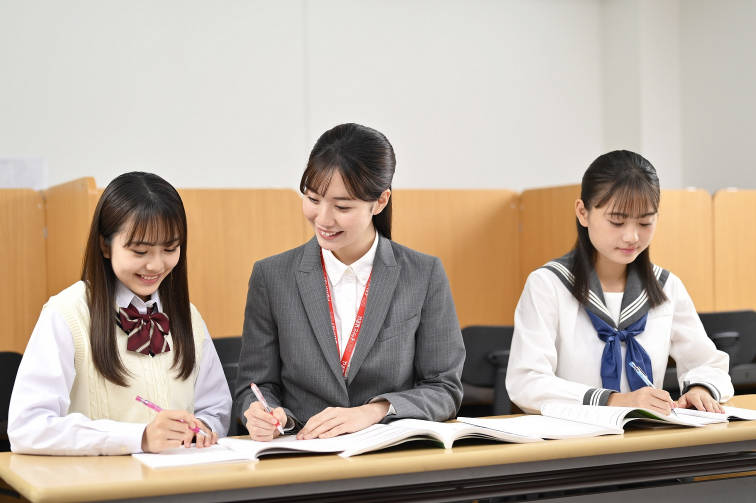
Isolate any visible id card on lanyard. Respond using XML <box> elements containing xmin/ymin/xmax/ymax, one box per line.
<box><xmin>321</xmin><ymin>252</ymin><xmax>373</xmax><ymax>377</ymax></box>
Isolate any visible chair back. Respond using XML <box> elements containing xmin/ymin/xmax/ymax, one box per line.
<box><xmin>461</xmin><ymin>326</ymin><xmax>514</xmax><ymax>415</ymax></box>
<box><xmin>1</xmin><ymin>352</ymin><xmax>23</xmax><ymax>451</ymax></box>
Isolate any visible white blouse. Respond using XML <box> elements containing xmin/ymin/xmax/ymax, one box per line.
<box><xmin>505</xmin><ymin>268</ymin><xmax>734</xmax><ymax>414</ymax></box>
<box><xmin>8</xmin><ymin>282</ymin><xmax>231</xmax><ymax>455</ymax></box>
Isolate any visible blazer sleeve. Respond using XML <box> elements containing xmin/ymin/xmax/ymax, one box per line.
<box><xmin>667</xmin><ymin>274</ymin><xmax>734</xmax><ymax>402</ymax></box>
<box><xmin>370</xmin><ymin>257</ymin><xmax>465</xmax><ymax>421</ymax></box>
<box><xmin>235</xmin><ymin>262</ymin><xmax>300</xmax><ymax>427</ymax></box>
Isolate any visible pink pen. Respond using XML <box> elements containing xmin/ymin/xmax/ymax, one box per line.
<box><xmin>135</xmin><ymin>395</ymin><xmax>208</xmax><ymax>436</ymax></box>
<box><xmin>250</xmin><ymin>383</ymin><xmax>285</xmax><ymax>435</ymax></box>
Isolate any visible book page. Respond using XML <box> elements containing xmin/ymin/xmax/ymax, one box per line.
<box><xmin>457</xmin><ymin>415</ymin><xmax>620</xmax><ymax>439</ymax></box>
<box><xmin>674</xmin><ymin>406</ymin><xmax>756</xmax><ymax>421</ymax></box>
<box><xmin>132</xmin><ymin>444</ymin><xmax>252</xmax><ymax>469</ymax></box>
<box><xmin>219</xmin><ymin>424</ymin><xmax>389</xmax><ymax>460</ymax></box>
<box><xmin>540</xmin><ymin>402</ymin><xmax>636</xmax><ymax>429</ymax></box>
<box><xmin>389</xmin><ymin>418</ymin><xmax>542</xmax><ymax>447</ymax></box>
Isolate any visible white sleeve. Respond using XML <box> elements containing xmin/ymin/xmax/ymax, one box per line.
<box><xmin>192</xmin><ymin>321</ymin><xmax>232</xmax><ymax>436</ymax></box>
<box><xmin>8</xmin><ymin>307</ymin><xmax>146</xmax><ymax>455</ymax></box>
<box><xmin>667</xmin><ymin>275</ymin><xmax>734</xmax><ymax>402</ymax></box>
<box><xmin>505</xmin><ymin>270</ymin><xmax>592</xmax><ymax>414</ymax></box>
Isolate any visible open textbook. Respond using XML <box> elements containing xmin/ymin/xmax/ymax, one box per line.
<box><xmin>133</xmin><ymin>418</ymin><xmax>542</xmax><ymax>468</ymax></box>
<box><xmin>457</xmin><ymin>403</ymin><xmax>756</xmax><ymax>439</ymax></box>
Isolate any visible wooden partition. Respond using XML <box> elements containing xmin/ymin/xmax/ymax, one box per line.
<box><xmin>651</xmin><ymin>189</ymin><xmax>714</xmax><ymax>311</ymax></box>
<box><xmin>518</xmin><ymin>185</ymin><xmax>714</xmax><ymax>310</ymax></box>
<box><xmin>180</xmin><ymin>189</ymin><xmax>310</xmax><ymax>337</ymax></box>
<box><xmin>0</xmin><ymin>189</ymin><xmax>47</xmax><ymax>352</ymax></box>
<box><xmin>518</xmin><ymin>185</ymin><xmax>580</xmax><ymax>287</ymax></box>
<box><xmin>42</xmin><ymin>178</ymin><xmax>100</xmax><ymax>297</ymax></box>
<box><xmin>392</xmin><ymin>190</ymin><xmax>520</xmax><ymax>326</ymax></box>
<box><xmin>713</xmin><ymin>189</ymin><xmax>756</xmax><ymax>311</ymax></box>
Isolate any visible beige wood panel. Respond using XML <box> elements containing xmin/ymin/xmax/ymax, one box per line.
<box><xmin>392</xmin><ymin>190</ymin><xmax>520</xmax><ymax>326</ymax></box>
<box><xmin>650</xmin><ymin>189</ymin><xmax>714</xmax><ymax>310</ymax></box>
<box><xmin>518</xmin><ymin>185</ymin><xmax>580</xmax><ymax>287</ymax></box>
<box><xmin>0</xmin><ymin>190</ymin><xmax>47</xmax><ymax>353</ymax></box>
<box><xmin>180</xmin><ymin>189</ymin><xmax>310</xmax><ymax>338</ymax></box>
<box><xmin>713</xmin><ymin>189</ymin><xmax>756</xmax><ymax>311</ymax></box>
<box><xmin>1</xmin><ymin>395</ymin><xmax>755</xmax><ymax>502</ymax></box>
<box><xmin>42</xmin><ymin>178</ymin><xmax>99</xmax><ymax>297</ymax></box>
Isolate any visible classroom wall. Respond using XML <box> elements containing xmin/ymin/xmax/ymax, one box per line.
<box><xmin>680</xmin><ymin>0</ymin><xmax>756</xmax><ymax>192</ymax></box>
<box><xmin>0</xmin><ymin>0</ymin><xmax>603</xmax><ymax>192</ymax></box>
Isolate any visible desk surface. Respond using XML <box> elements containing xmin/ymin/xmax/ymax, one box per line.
<box><xmin>2</xmin><ymin>395</ymin><xmax>756</xmax><ymax>503</ymax></box>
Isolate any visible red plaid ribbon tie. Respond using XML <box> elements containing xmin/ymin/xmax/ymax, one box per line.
<box><xmin>118</xmin><ymin>304</ymin><xmax>171</xmax><ymax>356</ymax></box>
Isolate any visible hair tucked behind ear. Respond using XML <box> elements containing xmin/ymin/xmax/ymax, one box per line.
<box><xmin>300</xmin><ymin>123</ymin><xmax>395</xmax><ymax>239</ymax></box>
<box><xmin>81</xmin><ymin>172</ymin><xmax>194</xmax><ymax>386</ymax></box>
<box><xmin>571</xmin><ymin>150</ymin><xmax>667</xmax><ymax>307</ymax></box>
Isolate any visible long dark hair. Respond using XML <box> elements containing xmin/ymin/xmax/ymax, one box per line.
<box><xmin>81</xmin><ymin>172</ymin><xmax>194</xmax><ymax>386</ymax></box>
<box><xmin>571</xmin><ymin>150</ymin><xmax>667</xmax><ymax>307</ymax></box>
<box><xmin>299</xmin><ymin>123</ymin><xmax>396</xmax><ymax>239</ymax></box>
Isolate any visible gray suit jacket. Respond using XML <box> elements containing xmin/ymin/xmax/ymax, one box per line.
<box><xmin>234</xmin><ymin>235</ymin><xmax>465</xmax><ymax>428</ymax></box>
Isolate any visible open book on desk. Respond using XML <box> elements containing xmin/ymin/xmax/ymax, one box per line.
<box><xmin>133</xmin><ymin>418</ymin><xmax>543</xmax><ymax>468</ymax></box>
<box><xmin>457</xmin><ymin>401</ymin><xmax>753</xmax><ymax>441</ymax></box>
<box><xmin>220</xmin><ymin>418</ymin><xmax>542</xmax><ymax>460</ymax></box>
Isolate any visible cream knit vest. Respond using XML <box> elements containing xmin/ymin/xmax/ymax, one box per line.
<box><xmin>46</xmin><ymin>281</ymin><xmax>205</xmax><ymax>424</ymax></box>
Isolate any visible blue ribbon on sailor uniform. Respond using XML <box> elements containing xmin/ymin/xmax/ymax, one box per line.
<box><xmin>586</xmin><ymin>311</ymin><xmax>652</xmax><ymax>391</ymax></box>
<box><xmin>542</xmin><ymin>252</ymin><xmax>670</xmax><ymax>392</ymax></box>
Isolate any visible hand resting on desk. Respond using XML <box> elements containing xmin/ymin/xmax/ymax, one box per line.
<box><xmin>607</xmin><ymin>387</ymin><xmax>675</xmax><ymax>415</ymax></box>
<box><xmin>297</xmin><ymin>402</ymin><xmax>390</xmax><ymax>440</ymax></box>
<box><xmin>676</xmin><ymin>385</ymin><xmax>724</xmax><ymax>413</ymax></box>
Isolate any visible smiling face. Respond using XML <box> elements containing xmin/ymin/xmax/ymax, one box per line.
<box><xmin>101</xmin><ymin>219</ymin><xmax>181</xmax><ymax>301</ymax></box>
<box><xmin>576</xmin><ymin>197</ymin><xmax>658</xmax><ymax>270</ymax></box>
<box><xmin>302</xmin><ymin>170</ymin><xmax>390</xmax><ymax>265</ymax></box>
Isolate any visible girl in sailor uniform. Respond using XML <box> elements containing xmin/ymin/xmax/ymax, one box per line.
<box><xmin>506</xmin><ymin>150</ymin><xmax>733</xmax><ymax>415</ymax></box>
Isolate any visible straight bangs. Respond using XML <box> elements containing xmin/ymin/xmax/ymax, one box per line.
<box><xmin>121</xmin><ymin>206</ymin><xmax>185</xmax><ymax>249</ymax></box>
<box><xmin>300</xmin><ymin>157</ymin><xmax>378</xmax><ymax>202</ymax></box>
<box><xmin>593</xmin><ymin>177</ymin><xmax>659</xmax><ymax>219</ymax></box>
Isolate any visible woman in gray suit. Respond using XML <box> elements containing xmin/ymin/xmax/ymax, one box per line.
<box><xmin>236</xmin><ymin>123</ymin><xmax>465</xmax><ymax>441</ymax></box>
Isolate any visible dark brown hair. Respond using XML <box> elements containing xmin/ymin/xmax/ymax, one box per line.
<box><xmin>571</xmin><ymin>150</ymin><xmax>667</xmax><ymax>307</ymax></box>
<box><xmin>300</xmin><ymin>123</ymin><xmax>396</xmax><ymax>239</ymax></box>
<box><xmin>81</xmin><ymin>172</ymin><xmax>194</xmax><ymax>386</ymax></box>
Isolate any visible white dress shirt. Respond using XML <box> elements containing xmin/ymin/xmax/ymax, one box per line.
<box><xmin>505</xmin><ymin>268</ymin><xmax>734</xmax><ymax>414</ymax></box>
<box><xmin>8</xmin><ymin>281</ymin><xmax>231</xmax><ymax>455</ymax></box>
<box><xmin>320</xmin><ymin>232</ymin><xmax>395</xmax><ymax>415</ymax></box>
<box><xmin>321</xmin><ymin>232</ymin><xmax>379</xmax><ymax>358</ymax></box>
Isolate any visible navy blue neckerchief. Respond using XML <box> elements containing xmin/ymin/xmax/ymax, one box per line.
<box><xmin>542</xmin><ymin>252</ymin><xmax>669</xmax><ymax>392</ymax></box>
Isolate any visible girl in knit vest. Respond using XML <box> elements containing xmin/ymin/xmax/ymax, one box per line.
<box><xmin>8</xmin><ymin>172</ymin><xmax>231</xmax><ymax>455</ymax></box>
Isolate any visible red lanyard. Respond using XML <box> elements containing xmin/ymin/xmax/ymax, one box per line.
<box><xmin>320</xmin><ymin>252</ymin><xmax>373</xmax><ymax>377</ymax></box>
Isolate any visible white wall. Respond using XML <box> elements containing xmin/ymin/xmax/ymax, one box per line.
<box><xmin>0</xmin><ymin>0</ymin><xmax>604</xmax><ymax>191</ymax></box>
<box><xmin>1</xmin><ymin>0</ymin><xmax>753</xmax><ymax>193</ymax></box>
<box><xmin>679</xmin><ymin>0</ymin><xmax>756</xmax><ymax>192</ymax></box>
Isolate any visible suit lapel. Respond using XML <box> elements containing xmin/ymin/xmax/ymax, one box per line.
<box><xmin>295</xmin><ymin>237</ymin><xmax>347</xmax><ymax>391</ymax></box>
<box><xmin>346</xmin><ymin>236</ymin><xmax>400</xmax><ymax>385</ymax></box>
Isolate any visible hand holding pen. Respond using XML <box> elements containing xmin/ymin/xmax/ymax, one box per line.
<box><xmin>621</xmin><ymin>362</ymin><xmax>677</xmax><ymax>415</ymax></box>
<box><xmin>136</xmin><ymin>395</ymin><xmax>217</xmax><ymax>452</ymax></box>
<box><xmin>243</xmin><ymin>383</ymin><xmax>287</xmax><ymax>441</ymax></box>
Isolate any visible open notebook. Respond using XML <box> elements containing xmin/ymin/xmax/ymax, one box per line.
<box><xmin>133</xmin><ymin>418</ymin><xmax>542</xmax><ymax>468</ymax></box>
<box><xmin>457</xmin><ymin>403</ymin><xmax>755</xmax><ymax>439</ymax></box>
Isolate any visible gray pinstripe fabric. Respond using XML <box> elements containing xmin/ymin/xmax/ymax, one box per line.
<box><xmin>234</xmin><ymin>235</ymin><xmax>465</xmax><ymax>428</ymax></box>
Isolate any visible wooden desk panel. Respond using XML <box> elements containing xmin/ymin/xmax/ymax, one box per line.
<box><xmin>2</xmin><ymin>395</ymin><xmax>755</xmax><ymax>503</ymax></box>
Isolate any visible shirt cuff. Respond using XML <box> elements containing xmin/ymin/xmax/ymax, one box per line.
<box><xmin>283</xmin><ymin>415</ymin><xmax>296</xmax><ymax>432</ymax></box>
<box><xmin>121</xmin><ymin>422</ymin><xmax>148</xmax><ymax>454</ymax></box>
<box><xmin>583</xmin><ymin>388</ymin><xmax>614</xmax><ymax>406</ymax></box>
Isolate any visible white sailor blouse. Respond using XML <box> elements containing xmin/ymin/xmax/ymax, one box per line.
<box><xmin>505</xmin><ymin>255</ymin><xmax>733</xmax><ymax>414</ymax></box>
